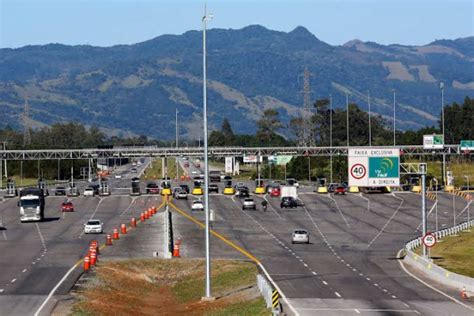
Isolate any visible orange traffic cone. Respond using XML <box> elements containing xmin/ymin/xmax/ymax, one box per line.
<box><xmin>83</xmin><ymin>256</ymin><xmax>91</xmax><ymax>271</ymax></box>
<box><xmin>121</xmin><ymin>223</ymin><xmax>127</xmax><ymax>234</ymax></box>
<box><xmin>173</xmin><ymin>244</ymin><xmax>180</xmax><ymax>257</ymax></box>
<box><xmin>461</xmin><ymin>286</ymin><xmax>468</xmax><ymax>299</ymax></box>
<box><xmin>106</xmin><ymin>234</ymin><xmax>113</xmax><ymax>245</ymax></box>
<box><xmin>131</xmin><ymin>217</ymin><xmax>137</xmax><ymax>227</ymax></box>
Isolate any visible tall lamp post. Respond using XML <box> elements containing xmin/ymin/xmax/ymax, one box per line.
<box><xmin>368</xmin><ymin>90</ymin><xmax>372</xmax><ymax>146</ymax></box>
<box><xmin>202</xmin><ymin>6</ymin><xmax>213</xmax><ymax>300</ymax></box>
<box><xmin>346</xmin><ymin>93</ymin><xmax>349</xmax><ymax>147</ymax></box>
<box><xmin>329</xmin><ymin>94</ymin><xmax>333</xmax><ymax>183</ymax></box>
<box><xmin>465</xmin><ymin>175</ymin><xmax>471</xmax><ymax>225</ymax></box>
<box><xmin>440</xmin><ymin>82</ymin><xmax>446</xmax><ymax>186</ymax></box>
<box><xmin>392</xmin><ymin>89</ymin><xmax>396</xmax><ymax>146</ymax></box>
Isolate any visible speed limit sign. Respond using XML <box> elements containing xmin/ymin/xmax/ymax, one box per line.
<box><xmin>423</xmin><ymin>232</ymin><xmax>436</xmax><ymax>248</ymax></box>
<box><xmin>350</xmin><ymin>164</ymin><xmax>366</xmax><ymax>179</ymax></box>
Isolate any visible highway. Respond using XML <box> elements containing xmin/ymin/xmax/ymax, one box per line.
<box><xmin>0</xmin><ymin>157</ymin><xmax>472</xmax><ymax>315</ymax></box>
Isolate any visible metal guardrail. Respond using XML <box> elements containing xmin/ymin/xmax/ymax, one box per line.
<box><xmin>0</xmin><ymin>144</ymin><xmax>464</xmax><ymax>160</ymax></box>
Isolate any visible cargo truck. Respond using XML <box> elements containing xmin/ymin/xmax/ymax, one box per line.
<box><xmin>19</xmin><ymin>188</ymin><xmax>45</xmax><ymax>222</ymax></box>
<box><xmin>280</xmin><ymin>185</ymin><xmax>298</xmax><ymax>200</ymax></box>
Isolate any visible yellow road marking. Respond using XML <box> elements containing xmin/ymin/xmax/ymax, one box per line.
<box><xmin>169</xmin><ymin>202</ymin><xmax>260</xmax><ymax>264</ymax></box>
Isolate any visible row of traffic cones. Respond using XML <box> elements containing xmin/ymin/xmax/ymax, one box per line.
<box><xmin>84</xmin><ymin>205</ymin><xmax>159</xmax><ymax>271</ymax></box>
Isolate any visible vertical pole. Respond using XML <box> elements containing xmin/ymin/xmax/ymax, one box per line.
<box><xmin>368</xmin><ymin>90</ymin><xmax>372</xmax><ymax>146</ymax></box>
<box><xmin>441</xmin><ymin>83</ymin><xmax>446</xmax><ymax>186</ymax></box>
<box><xmin>20</xmin><ymin>161</ymin><xmax>23</xmax><ymax>186</ymax></box>
<box><xmin>176</xmin><ymin>108</ymin><xmax>179</xmax><ymax>180</ymax></box>
<box><xmin>421</xmin><ymin>163</ymin><xmax>427</xmax><ymax>258</ymax></box>
<box><xmin>162</xmin><ymin>157</ymin><xmax>165</xmax><ymax>179</ymax></box>
<box><xmin>0</xmin><ymin>159</ymin><xmax>2</xmax><ymax>189</ymax></box>
<box><xmin>468</xmin><ymin>176</ymin><xmax>470</xmax><ymax>224</ymax></box>
<box><xmin>393</xmin><ymin>89</ymin><xmax>396</xmax><ymax>146</ymax></box>
<box><xmin>329</xmin><ymin>94</ymin><xmax>333</xmax><ymax>184</ymax></box>
<box><xmin>346</xmin><ymin>93</ymin><xmax>349</xmax><ymax>147</ymax></box>
<box><xmin>452</xmin><ymin>194</ymin><xmax>456</xmax><ymax>228</ymax></box>
<box><xmin>308</xmin><ymin>156</ymin><xmax>311</xmax><ymax>184</ymax></box>
<box><xmin>37</xmin><ymin>160</ymin><xmax>40</xmax><ymax>179</ymax></box>
<box><xmin>434</xmin><ymin>178</ymin><xmax>439</xmax><ymax>232</ymax></box>
<box><xmin>3</xmin><ymin>142</ymin><xmax>7</xmax><ymax>180</ymax></box>
<box><xmin>88</xmin><ymin>158</ymin><xmax>92</xmax><ymax>182</ymax></box>
<box><xmin>202</xmin><ymin>5</ymin><xmax>212</xmax><ymax>299</ymax></box>
<box><xmin>57</xmin><ymin>159</ymin><xmax>60</xmax><ymax>181</ymax></box>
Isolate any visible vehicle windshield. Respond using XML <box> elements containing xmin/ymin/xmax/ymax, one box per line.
<box><xmin>87</xmin><ymin>221</ymin><xmax>101</xmax><ymax>226</ymax></box>
<box><xmin>20</xmin><ymin>199</ymin><xmax>40</xmax><ymax>208</ymax></box>
<box><xmin>294</xmin><ymin>230</ymin><xmax>307</xmax><ymax>235</ymax></box>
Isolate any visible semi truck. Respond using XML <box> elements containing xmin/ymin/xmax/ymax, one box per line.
<box><xmin>19</xmin><ymin>188</ymin><xmax>45</xmax><ymax>222</ymax></box>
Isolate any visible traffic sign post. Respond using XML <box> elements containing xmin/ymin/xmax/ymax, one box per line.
<box><xmin>348</xmin><ymin>148</ymin><xmax>400</xmax><ymax>187</ymax></box>
<box><xmin>422</xmin><ymin>232</ymin><xmax>436</xmax><ymax>248</ymax></box>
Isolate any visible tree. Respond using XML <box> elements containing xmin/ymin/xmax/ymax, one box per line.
<box><xmin>256</xmin><ymin>109</ymin><xmax>284</xmax><ymax>145</ymax></box>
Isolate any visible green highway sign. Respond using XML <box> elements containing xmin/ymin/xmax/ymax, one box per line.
<box><xmin>369</xmin><ymin>157</ymin><xmax>399</xmax><ymax>178</ymax></box>
<box><xmin>423</xmin><ymin>134</ymin><xmax>444</xmax><ymax>149</ymax></box>
<box><xmin>460</xmin><ymin>140</ymin><xmax>474</xmax><ymax>151</ymax></box>
<box><xmin>349</xmin><ymin>148</ymin><xmax>400</xmax><ymax>187</ymax></box>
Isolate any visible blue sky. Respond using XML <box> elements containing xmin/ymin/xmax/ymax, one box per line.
<box><xmin>1</xmin><ymin>0</ymin><xmax>472</xmax><ymax>48</ymax></box>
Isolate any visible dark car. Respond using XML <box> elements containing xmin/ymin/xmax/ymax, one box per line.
<box><xmin>334</xmin><ymin>186</ymin><xmax>346</xmax><ymax>195</ymax></box>
<box><xmin>236</xmin><ymin>188</ymin><xmax>250</xmax><ymax>198</ymax></box>
<box><xmin>209</xmin><ymin>184</ymin><xmax>219</xmax><ymax>193</ymax></box>
<box><xmin>55</xmin><ymin>186</ymin><xmax>67</xmax><ymax>196</ymax></box>
<box><xmin>146</xmin><ymin>182</ymin><xmax>160</xmax><ymax>194</ymax></box>
<box><xmin>180</xmin><ymin>184</ymin><xmax>190</xmax><ymax>194</ymax></box>
<box><xmin>281</xmin><ymin>196</ymin><xmax>298</xmax><ymax>208</ymax></box>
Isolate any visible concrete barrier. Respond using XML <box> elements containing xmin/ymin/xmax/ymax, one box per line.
<box><xmin>404</xmin><ymin>219</ymin><xmax>474</xmax><ymax>293</ymax></box>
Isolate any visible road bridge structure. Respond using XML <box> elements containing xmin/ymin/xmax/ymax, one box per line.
<box><xmin>0</xmin><ymin>144</ymin><xmax>466</xmax><ymax>160</ymax></box>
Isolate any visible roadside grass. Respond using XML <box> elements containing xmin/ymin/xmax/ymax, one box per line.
<box><xmin>71</xmin><ymin>259</ymin><xmax>269</xmax><ymax>316</ymax></box>
<box><xmin>414</xmin><ymin>229</ymin><xmax>474</xmax><ymax>277</ymax></box>
<box><xmin>140</xmin><ymin>158</ymin><xmax>183</xmax><ymax>181</ymax></box>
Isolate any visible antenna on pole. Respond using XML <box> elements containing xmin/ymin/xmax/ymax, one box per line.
<box><xmin>22</xmin><ymin>97</ymin><xmax>31</xmax><ymax>146</ymax></box>
<box><xmin>298</xmin><ymin>66</ymin><xmax>314</xmax><ymax>147</ymax></box>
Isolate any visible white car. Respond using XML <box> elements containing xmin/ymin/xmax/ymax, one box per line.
<box><xmin>83</xmin><ymin>187</ymin><xmax>95</xmax><ymax>196</ymax></box>
<box><xmin>191</xmin><ymin>170</ymin><xmax>199</xmax><ymax>175</ymax></box>
<box><xmin>191</xmin><ymin>200</ymin><xmax>204</xmax><ymax>211</ymax></box>
<box><xmin>84</xmin><ymin>219</ymin><xmax>103</xmax><ymax>234</ymax></box>
<box><xmin>292</xmin><ymin>229</ymin><xmax>309</xmax><ymax>244</ymax></box>
<box><xmin>114</xmin><ymin>174</ymin><xmax>122</xmax><ymax>179</ymax></box>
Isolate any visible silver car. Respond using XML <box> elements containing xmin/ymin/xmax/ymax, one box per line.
<box><xmin>242</xmin><ymin>198</ymin><xmax>256</xmax><ymax>210</ymax></box>
<box><xmin>292</xmin><ymin>229</ymin><xmax>309</xmax><ymax>244</ymax></box>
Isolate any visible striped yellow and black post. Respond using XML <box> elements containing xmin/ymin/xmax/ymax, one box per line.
<box><xmin>272</xmin><ymin>290</ymin><xmax>280</xmax><ymax>309</ymax></box>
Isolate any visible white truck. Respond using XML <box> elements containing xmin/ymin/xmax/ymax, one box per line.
<box><xmin>19</xmin><ymin>188</ymin><xmax>45</xmax><ymax>222</ymax></box>
<box><xmin>280</xmin><ymin>185</ymin><xmax>298</xmax><ymax>200</ymax></box>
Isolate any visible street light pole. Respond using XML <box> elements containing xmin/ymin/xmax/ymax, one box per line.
<box><xmin>202</xmin><ymin>6</ymin><xmax>213</xmax><ymax>300</ymax></box>
<box><xmin>176</xmin><ymin>108</ymin><xmax>179</xmax><ymax>180</ymax></box>
<box><xmin>329</xmin><ymin>94</ymin><xmax>333</xmax><ymax>183</ymax></box>
<box><xmin>433</xmin><ymin>177</ymin><xmax>439</xmax><ymax>231</ymax></box>
<box><xmin>368</xmin><ymin>90</ymin><xmax>372</xmax><ymax>146</ymax></box>
<box><xmin>465</xmin><ymin>175</ymin><xmax>470</xmax><ymax>224</ymax></box>
<box><xmin>346</xmin><ymin>93</ymin><xmax>349</xmax><ymax>147</ymax></box>
<box><xmin>392</xmin><ymin>89</ymin><xmax>396</xmax><ymax>146</ymax></box>
<box><xmin>440</xmin><ymin>82</ymin><xmax>446</xmax><ymax>186</ymax></box>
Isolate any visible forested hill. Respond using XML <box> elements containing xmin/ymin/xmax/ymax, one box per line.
<box><xmin>0</xmin><ymin>25</ymin><xmax>473</xmax><ymax>139</ymax></box>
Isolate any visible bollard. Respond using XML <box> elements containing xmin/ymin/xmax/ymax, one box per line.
<box><xmin>84</xmin><ymin>256</ymin><xmax>91</xmax><ymax>271</ymax></box>
<box><xmin>144</xmin><ymin>210</ymin><xmax>149</xmax><ymax>220</ymax></box>
<box><xmin>140</xmin><ymin>212</ymin><xmax>145</xmax><ymax>222</ymax></box>
<box><xmin>131</xmin><ymin>217</ymin><xmax>137</xmax><ymax>227</ymax></box>
<box><xmin>90</xmin><ymin>251</ymin><xmax>97</xmax><ymax>265</ymax></box>
<box><xmin>90</xmin><ymin>240</ymin><xmax>99</xmax><ymax>254</ymax></box>
<box><xmin>113</xmin><ymin>228</ymin><xmax>119</xmax><ymax>240</ymax></box>
<box><xmin>121</xmin><ymin>223</ymin><xmax>127</xmax><ymax>234</ymax></box>
<box><xmin>176</xmin><ymin>237</ymin><xmax>182</xmax><ymax>246</ymax></box>
<box><xmin>89</xmin><ymin>245</ymin><xmax>96</xmax><ymax>257</ymax></box>
<box><xmin>173</xmin><ymin>244</ymin><xmax>180</xmax><ymax>257</ymax></box>
<box><xmin>106</xmin><ymin>234</ymin><xmax>113</xmax><ymax>245</ymax></box>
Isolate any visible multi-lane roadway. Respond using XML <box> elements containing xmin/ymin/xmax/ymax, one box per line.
<box><xmin>0</xmin><ymin>158</ymin><xmax>473</xmax><ymax>316</ymax></box>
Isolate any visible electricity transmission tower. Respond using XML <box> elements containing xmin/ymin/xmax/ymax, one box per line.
<box><xmin>298</xmin><ymin>66</ymin><xmax>314</xmax><ymax>147</ymax></box>
<box><xmin>22</xmin><ymin>97</ymin><xmax>31</xmax><ymax>146</ymax></box>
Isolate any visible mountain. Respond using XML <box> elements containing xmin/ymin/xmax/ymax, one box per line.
<box><xmin>0</xmin><ymin>25</ymin><xmax>473</xmax><ymax>139</ymax></box>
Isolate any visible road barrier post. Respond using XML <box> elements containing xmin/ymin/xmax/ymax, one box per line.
<box><xmin>90</xmin><ymin>251</ymin><xmax>97</xmax><ymax>265</ymax></box>
<box><xmin>131</xmin><ymin>217</ymin><xmax>137</xmax><ymax>227</ymax></box>
<box><xmin>106</xmin><ymin>234</ymin><xmax>113</xmax><ymax>245</ymax></box>
<box><xmin>90</xmin><ymin>240</ymin><xmax>99</xmax><ymax>254</ymax></box>
<box><xmin>173</xmin><ymin>244</ymin><xmax>180</xmax><ymax>257</ymax></box>
<box><xmin>140</xmin><ymin>212</ymin><xmax>145</xmax><ymax>221</ymax></box>
<box><xmin>121</xmin><ymin>223</ymin><xmax>127</xmax><ymax>234</ymax></box>
<box><xmin>83</xmin><ymin>256</ymin><xmax>90</xmax><ymax>271</ymax></box>
<box><xmin>113</xmin><ymin>228</ymin><xmax>119</xmax><ymax>240</ymax></box>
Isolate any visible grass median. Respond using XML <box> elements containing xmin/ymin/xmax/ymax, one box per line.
<box><xmin>415</xmin><ymin>229</ymin><xmax>474</xmax><ymax>277</ymax></box>
<box><xmin>71</xmin><ymin>258</ymin><xmax>270</xmax><ymax>316</ymax></box>
<box><xmin>141</xmin><ymin>158</ymin><xmax>184</xmax><ymax>181</ymax></box>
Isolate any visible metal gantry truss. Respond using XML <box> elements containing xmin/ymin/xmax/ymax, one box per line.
<box><xmin>0</xmin><ymin>145</ymin><xmax>465</xmax><ymax>161</ymax></box>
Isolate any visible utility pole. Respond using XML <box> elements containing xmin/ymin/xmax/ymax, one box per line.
<box><xmin>368</xmin><ymin>90</ymin><xmax>372</xmax><ymax>146</ymax></box>
<box><xmin>392</xmin><ymin>89</ymin><xmax>396</xmax><ymax>146</ymax></box>
<box><xmin>176</xmin><ymin>108</ymin><xmax>179</xmax><ymax>180</ymax></box>
<box><xmin>329</xmin><ymin>94</ymin><xmax>333</xmax><ymax>183</ymax></box>
<box><xmin>298</xmin><ymin>67</ymin><xmax>314</xmax><ymax>147</ymax></box>
<box><xmin>420</xmin><ymin>163</ymin><xmax>427</xmax><ymax>258</ymax></box>
<box><xmin>346</xmin><ymin>93</ymin><xmax>349</xmax><ymax>147</ymax></box>
<box><xmin>22</xmin><ymin>97</ymin><xmax>32</xmax><ymax>146</ymax></box>
<box><xmin>440</xmin><ymin>82</ymin><xmax>446</xmax><ymax>186</ymax></box>
<box><xmin>2</xmin><ymin>142</ymin><xmax>7</xmax><ymax>180</ymax></box>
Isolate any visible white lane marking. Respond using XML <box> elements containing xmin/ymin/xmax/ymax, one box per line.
<box><xmin>119</xmin><ymin>197</ymin><xmax>138</xmax><ymax>216</ymax></box>
<box><xmin>367</xmin><ymin>193</ymin><xmax>404</xmax><ymax>248</ymax></box>
<box><xmin>403</xmin><ymin>303</ymin><xmax>410</xmax><ymax>307</ymax></box>
<box><xmin>296</xmin><ymin>308</ymin><xmax>420</xmax><ymax>313</ymax></box>
<box><xmin>354</xmin><ymin>309</ymin><xmax>361</xmax><ymax>314</ymax></box>
<box><xmin>34</xmin><ymin>260</ymin><xmax>82</xmax><ymax>316</ymax></box>
<box><xmin>397</xmin><ymin>249</ymin><xmax>474</xmax><ymax>312</ymax></box>
<box><xmin>303</xmin><ymin>263</ymin><xmax>308</xmax><ymax>267</ymax></box>
<box><xmin>35</xmin><ymin>223</ymin><xmax>47</xmax><ymax>251</ymax></box>
<box><xmin>392</xmin><ymin>295</ymin><xmax>397</xmax><ymax>299</ymax></box>
<box><xmin>334</xmin><ymin>292</ymin><xmax>342</xmax><ymax>298</ymax></box>
<box><xmin>311</xmin><ymin>271</ymin><xmax>317</xmax><ymax>275</ymax></box>
<box><xmin>322</xmin><ymin>281</ymin><xmax>328</xmax><ymax>285</ymax></box>
<box><xmin>11</xmin><ymin>279</ymin><xmax>16</xmax><ymax>283</ymax></box>
<box><xmin>0</xmin><ymin>289</ymin><xmax>4</xmax><ymax>293</ymax></box>
<box><xmin>324</xmin><ymin>195</ymin><xmax>350</xmax><ymax>227</ymax></box>
<box><xmin>358</xmin><ymin>193</ymin><xmax>371</xmax><ymax>212</ymax></box>
<box><xmin>263</xmin><ymin>194</ymin><xmax>283</xmax><ymax>218</ymax></box>
<box><xmin>22</xmin><ymin>269</ymin><xmax>27</xmax><ymax>273</ymax></box>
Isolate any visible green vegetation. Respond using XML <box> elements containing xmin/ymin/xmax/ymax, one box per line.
<box><xmin>415</xmin><ymin>230</ymin><xmax>474</xmax><ymax>277</ymax></box>
<box><xmin>72</xmin><ymin>259</ymin><xmax>269</xmax><ymax>316</ymax></box>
